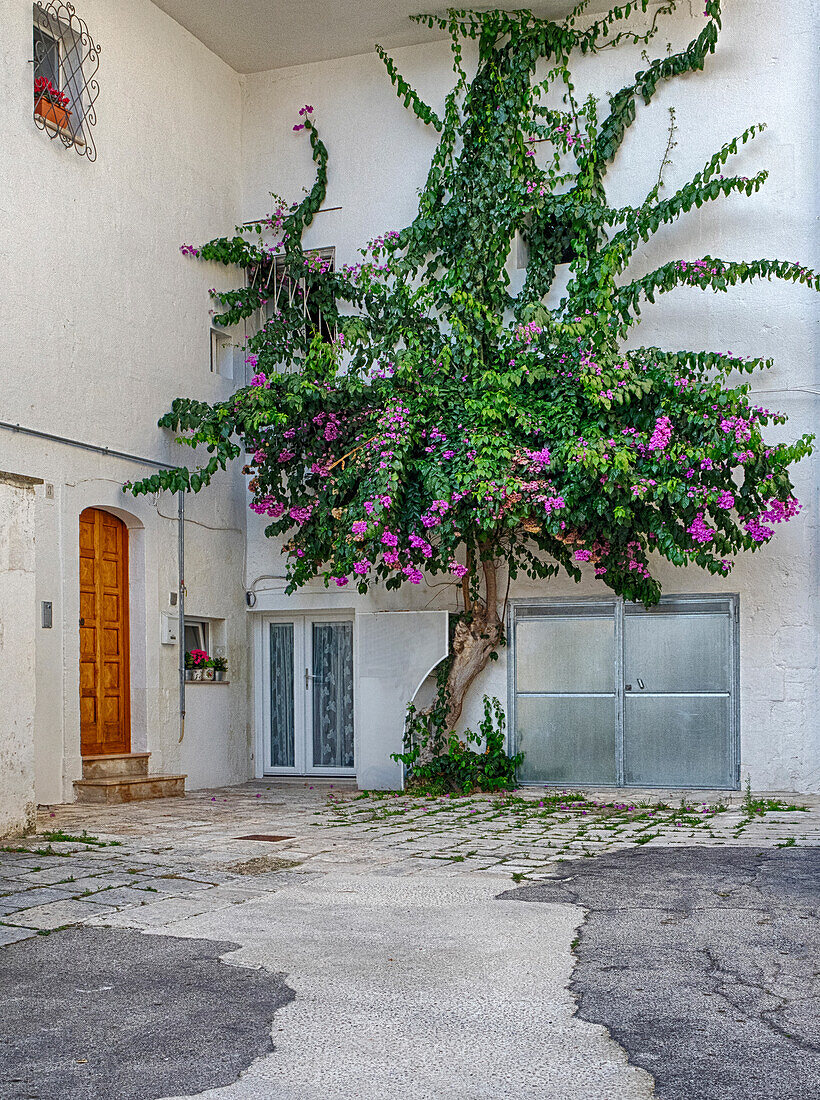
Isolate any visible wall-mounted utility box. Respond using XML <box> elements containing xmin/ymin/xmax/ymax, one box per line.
<box><xmin>160</xmin><ymin>612</ymin><xmax>179</xmax><ymax>645</ymax></box>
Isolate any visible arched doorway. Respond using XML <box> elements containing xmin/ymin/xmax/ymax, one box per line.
<box><xmin>79</xmin><ymin>508</ymin><xmax>131</xmax><ymax>756</ymax></box>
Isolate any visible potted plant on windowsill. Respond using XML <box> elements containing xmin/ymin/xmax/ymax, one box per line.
<box><xmin>212</xmin><ymin>655</ymin><xmax>228</xmax><ymax>682</ymax></box>
<box><xmin>34</xmin><ymin>76</ymin><xmax>71</xmax><ymax>132</ymax></box>
<box><xmin>186</xmin><ymin>648</ymin><xmax>209</xmax><ymax>681</ymax></box>
<box><xmin>203</xmin><ymin>657</ymin><xmax>216</xmax><ymax>681</ymax></box>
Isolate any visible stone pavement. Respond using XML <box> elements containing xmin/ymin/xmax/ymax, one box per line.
<box><xmin>2</xmin><ymin>782</ymin><xmax>818</xmax><ymax>946</ymax></box>
<box><xmin>1</xmin><ymin>783</ymin><xmax>818</xmax><ymax>1099</ymax></box>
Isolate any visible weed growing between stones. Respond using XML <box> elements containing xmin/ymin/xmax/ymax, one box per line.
<box><xmin>40</xmin><ymin>831</ymin><xmax>121</xmax><ymax>847</ymax></box>
<box><xmin>314</xmin><ymin>787</ymin><xmax>811</xmax><ymax>878</ymax></box>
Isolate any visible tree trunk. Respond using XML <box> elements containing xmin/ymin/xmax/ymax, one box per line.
<box><xmin>443</xmin><ymin>556</ymin><xmax>502</xmax><ymax>731</ymax></box>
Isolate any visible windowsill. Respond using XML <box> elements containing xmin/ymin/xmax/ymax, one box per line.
<box><xmin>185</xmin><ymin>680</ymin><xmax>231</xmax><ymax>685</ymax></box>
<box><xmin>36</xmin><ymin>115</ymin><xmax>86</xmax><ymax>147</ymax></box>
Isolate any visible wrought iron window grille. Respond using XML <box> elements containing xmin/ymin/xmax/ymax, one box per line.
<box><xmin>248</xmin><ymin>248</ymin><xmax>337</xmax><ymax>369</ymax></box>
<box><xmin>32</xmin><ymin>2</ymin><xmax>100</xmax><ymax>161</ymax></box>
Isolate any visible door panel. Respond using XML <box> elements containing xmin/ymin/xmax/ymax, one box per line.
<box><xmin>516</xmin><ymin>696</ymin><xmax>617</xmax><ymax>785</ymax></box>
<box><xmin>311</xmin><ymin>621</ymin><xmax>354</xmax><ymax>769</ymax></box>
<box><xmin>624</xmin><ymin>612</ymin><xmax>730</xmax><ymax>693</ymax></box>
<box><xmin>79</xmin><ymin>508</ymin><xmax>130</xmax><ymax>756</ymax></box>
<box><xmin>269</xmin><ymin>622</ymin><xmax>295</xmax><ymax>768</ymax></box>
<box><xmin>516</xmin><ymin>616</ymin><xmax>615</xmax><ymax>694</ymax></box>
<box><xmin>624</xmin><ymin>695</ymin><xmax>733</xmax><ymax>787</ymax></box>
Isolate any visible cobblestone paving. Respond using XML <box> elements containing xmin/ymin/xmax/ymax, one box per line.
<box><xmin>2</xmin><ymin>782</ymin><xmax>818</xmax><ymax>947</ymax></box>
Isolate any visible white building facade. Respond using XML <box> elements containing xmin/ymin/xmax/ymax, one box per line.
<box><xmin>0</xmin><ymin>0</ymin><xmax>817</xmax><ymax>834</ymax></box>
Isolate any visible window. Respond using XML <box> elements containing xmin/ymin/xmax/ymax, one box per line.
<box><xmin>210</xmin><ymin>328</ymin><xmax>234</xmax><ymax>378</ymax></box>
<box><xmin>32</xmin><ymin>2</ymin><xmax>100</xmax><ymax>160</ymax></box>
<box><xmin>33</xmin><ymin>22</ymin><xmax>59</xmax><ymax>92</ymax></box>
<box><xmin>516</xmin><ymin>222</ymin><xmax>575</xmax><ymax>270</ymax></box>
<box><xmin>184</xmin><ymin>620</ymin><xmax>209</xmax><ymax>655</ymax></box>
<box><xmin>251</xmin><ymin>247</ymin><xmax>337</xmax><ymax>356</ymax></box>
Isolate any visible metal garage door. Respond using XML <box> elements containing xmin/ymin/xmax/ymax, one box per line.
<box><xmin>511</xmin><ymin>596</ymin><xmax>738</xmax><ymax>789</ymax></box>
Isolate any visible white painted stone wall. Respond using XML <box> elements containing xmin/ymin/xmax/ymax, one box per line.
<box><xmin>0</xmin><ymin>476</ymin><xmax>39</xmax><ymax>836</ymax></box>
<box><xmin>240</xmin><ymin>1</ymin><xmax>819</xmax><ymax>792</ymax></box>
<box><xmin>0</xmin><ymin>0</ymin><xmax>252</xmax><ymax>806</ymax></box>
<box><xmin>0</xmin><ymin>1</ymin><xmax>815</xmax><ymax>808</ymax></box>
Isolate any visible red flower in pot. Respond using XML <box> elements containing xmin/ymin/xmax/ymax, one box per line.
<box><xmin>34</xmin><ymin>76</ymin><xmax>72</xmax><ymax>131</ymax></box>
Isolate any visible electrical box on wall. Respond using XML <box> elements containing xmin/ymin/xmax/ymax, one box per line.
<box><xmin>160</xmin><ymin>612</ymin><xmax>179</xmax><ymax>645</ymax></box>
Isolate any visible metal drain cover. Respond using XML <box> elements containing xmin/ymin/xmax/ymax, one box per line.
<box><xmin>235</xmin><ymin>834</ymin><xmax>294</xmax><ymax>842</ymax></box>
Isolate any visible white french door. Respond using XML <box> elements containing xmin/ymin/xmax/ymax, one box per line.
<box><xmin>261</xmin><ymin>613</ymin><xmax>355</xmax><ymax>776</ymax></box>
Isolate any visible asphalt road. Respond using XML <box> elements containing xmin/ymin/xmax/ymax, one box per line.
<box><xmin>2</xmin><ymin>846</ymin><xmax>817</xmax><ymax>1099</ymax></box>
<box><xmin>502</xmin><ymin>846</ymin><xmax>820</xmax><ymax>1100</ymax></box>
<box><xmin>0</xmin><ymin>927</ymin><xmax>294</xmax><ymax>1100</ymax></box>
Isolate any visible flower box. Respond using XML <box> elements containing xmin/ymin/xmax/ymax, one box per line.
<box><xmin>35</xmin><ymin>93</ymin><xmax>71</xmax><ymax>132</ymax></box>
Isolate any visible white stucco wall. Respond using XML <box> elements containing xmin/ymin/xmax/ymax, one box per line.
<box><xmin>239</xmin><ymin>2</ymin><xmax>819</xmax><ymax>791</ymax></box>
<box><xmin>0</xmin><ymin>0</ymin><xmax>252</xmax><ymax>805</ymax></box>
<box><xmin>0</xmin><ymin>476</ymin><xmax>39</xmax><ymax>836</ymax></box>
<box><xmin>0</xmin><ymin>1</ymin><xmax>815</xmax><ymax>806</ymax></box>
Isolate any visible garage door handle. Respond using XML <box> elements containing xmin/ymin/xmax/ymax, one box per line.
<box><xmin>79</xmin><ymin>617</ymin><xmax>85</xmax><ymax>626</ymax></box>
<box><xmin>637</xmin><ymin>678</ymin><xmax>645</xmax><ymax>690</ymax></box>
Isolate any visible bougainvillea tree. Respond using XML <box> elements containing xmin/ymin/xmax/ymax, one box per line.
<box><xmin>130</xmin><ymin>1</ymin><xmax>816</xmax><ymax>733</ymax></box>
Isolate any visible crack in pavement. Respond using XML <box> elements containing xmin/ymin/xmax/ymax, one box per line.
<box><xmin>500</xmin><ymin>846</ymin><xmax>820</xmax><ymax>1100</ymax></box>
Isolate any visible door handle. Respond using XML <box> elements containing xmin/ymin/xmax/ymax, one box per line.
<box><xmin>637</xmin><ymin>678</ymin><xmax>645</xmax><ymax>690</ymax></box>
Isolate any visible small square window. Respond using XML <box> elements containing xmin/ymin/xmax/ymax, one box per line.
<box><xmin>184</xmin><ymin>620</ymin><xmax>209</xmax><ymax>655</ymax></box>
<box><xmin>210</xmin><ymin>329</ymin><xmax>234</xmax><ymax>378</ymax></box>
<box><xmin>251</xmin><ymin>247</ymin><xmax>337</xmax><ymax>368</ymax></box>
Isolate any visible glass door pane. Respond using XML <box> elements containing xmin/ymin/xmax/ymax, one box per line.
<box><xmin>269</xmin><ymin>623</ymin><xmax>295</xmax><ymax>768</ymax></box>
<box><xmin>516</xmin><ymin>697</ymin><xmax>617</xmax><ymax>784</ymax></box>
<box><xmin>311</xmin><ymin>621</ymin><xmax>354</xmax><ymax>770</ymax></box>
<box><xmin>623</xmin><ymin>696</ymin><xmax>733</xmax><ymax>787</ymax></box>
<box><xmin>514</xmin><ymin>608</ymin><xmax>618</xmax><ymax>785</ymax></box>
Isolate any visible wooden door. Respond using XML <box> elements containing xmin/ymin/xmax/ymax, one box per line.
<box><xmin>79</xmin><ymin>508</ymin><xmax>131</xmax><ymax>756</ymax></box>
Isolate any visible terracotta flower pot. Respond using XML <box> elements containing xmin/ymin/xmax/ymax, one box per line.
<box><xmin>35</xmin><ymin>95</ymin><xmax>71</xmax><ymax>131</ymax></box>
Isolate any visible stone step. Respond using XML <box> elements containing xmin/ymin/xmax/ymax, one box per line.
<box><xmin>82</xmin><ymin>752</ymin><xmax>151</xmax><ymax>779</ymax></box>
<box><xmin>74</xmin><ymin>774</ymin><xmax>186</xmax><ymax>804</ymax></box>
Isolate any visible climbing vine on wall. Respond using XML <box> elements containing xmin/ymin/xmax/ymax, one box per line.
<box><xmin>130</xmin><ymin>1</ymin><xmax>816</xmax><ymax>731</ymax></box>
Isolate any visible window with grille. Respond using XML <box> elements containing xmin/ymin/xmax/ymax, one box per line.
<box><xmin>32</xmin><ymin>2</ymin><xmax>100</xmax><ymax>160</ymax></box>
<box><xmin>251</xmin><ymin>248</ymin><xmax>337</xmax><ymax>360</ymax></box>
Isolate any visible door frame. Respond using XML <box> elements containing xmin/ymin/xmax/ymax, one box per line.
<box><xmin>254</xmin><ymin>610</ymin><xmax>356</xmax><ymax>778</ymax></box>
<box><xmin>507</xmin><ymin>593</ymin><xmax>740</xmax><ymax>789</ymax></box>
